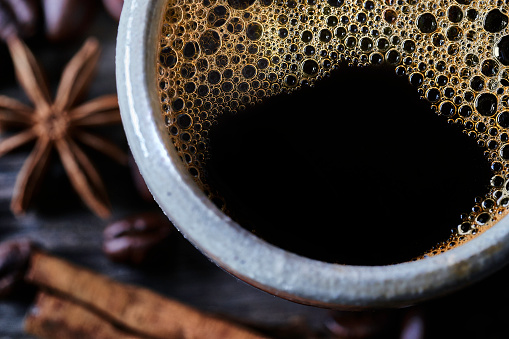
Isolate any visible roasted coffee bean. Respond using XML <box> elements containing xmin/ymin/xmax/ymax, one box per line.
<box><xmin>400</xmin><ymin>308</ymin><xmax>426</xmax><ymax>339</ymax></box>
<box><xmin>102</xmin><ymin>212</ymin><xmax>175</xmax><ymax>266</ymax></box>
<box><xmin>325</xmin><ymin>310</ymin><xmax>398</xmax><ymax>338</ymax></box>
<box><xmin>0</xmin><ymin>0</ymin><xmax>38</xmax><ymax>41</ymax></box>
<box><xmin>102</xmin><ymin>0</ymin><xmax>123</xmax><ymax>21</ymax></box>
<box><xmin>0</xmin><ymin>239</ymin><xmax>38</xmax><ymax>298</ymax></box>
<box><xmin>42</xmin><ymin>0</ymin><xmax>97</xmax><ymax>42</ymax></box>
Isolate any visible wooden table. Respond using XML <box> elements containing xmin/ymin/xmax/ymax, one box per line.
<box><xmin>2</xmin><ymin>9</ymin><xmax>509</xmax><ymax>339</ymax></box>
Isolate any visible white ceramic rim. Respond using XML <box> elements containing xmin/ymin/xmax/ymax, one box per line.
<box><xmin>116</xmin><ymin>0</ymin><xmax>509</xmax><ymax>309</ymax></box>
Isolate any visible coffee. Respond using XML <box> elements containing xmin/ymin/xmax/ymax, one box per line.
<box><xmin>156</xmin><ymin>0</ymin><xmax>509</xmax><ymax>264</ymax></box>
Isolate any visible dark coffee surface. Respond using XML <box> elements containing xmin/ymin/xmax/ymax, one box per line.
<box><xmin>204</xmin><ymin>65</ymin><xmax>492</xmax><ymax>265</ymax></box>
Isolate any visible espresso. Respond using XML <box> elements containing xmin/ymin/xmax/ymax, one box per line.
<box><xmin>156</xmin><ymin>0</ymin><xmax>509</xmax><ymax>264</ymax></box>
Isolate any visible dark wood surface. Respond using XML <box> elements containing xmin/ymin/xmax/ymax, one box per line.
<box><xmin>0</xmin><ymin>10</ymin><xmax>332</xmax><ymax>339</ymax></box>
<box><xmin>4</xmin><ymin>8</ymin><xmax>509</xmax><ymax>339</ymax></box>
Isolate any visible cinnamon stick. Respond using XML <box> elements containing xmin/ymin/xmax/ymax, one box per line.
<box><xmin>25</xmin><ymin>251</ymin><xmax>267</xmax><ymax>339</ymax></box>
<box><xmin>25</xmin><ymin>292</ymin><xmax>145</xmax><ymax>339</ymax></box>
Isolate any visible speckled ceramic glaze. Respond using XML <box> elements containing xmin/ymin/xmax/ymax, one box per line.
<box><xmin>116</xmin><ymin>0</ymin><xmax>509</xmax><ymax>309</ymax></box>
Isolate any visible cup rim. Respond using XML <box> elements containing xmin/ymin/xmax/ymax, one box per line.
<box><xmin>116</xmin><ymin>0</ymin><xmax>509</xmax><ymax>309</ymax></box>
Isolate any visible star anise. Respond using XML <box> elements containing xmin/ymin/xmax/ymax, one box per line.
<box><xmin>0</xmin><ymin>36</ymin><xmax>127</xmax><ymax>218</ymax></box>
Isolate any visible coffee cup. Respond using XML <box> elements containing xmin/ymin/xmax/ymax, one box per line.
<box><xmin>116</xmin><ymin>0</ymin><xmax>509</xmax><ymax>309</ymax></box>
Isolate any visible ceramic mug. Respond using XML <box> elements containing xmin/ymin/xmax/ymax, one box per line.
<box><xmin>116</xmin><ymin>0</ymin><xmax>509</xmax><ymax>309</ymax></box>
